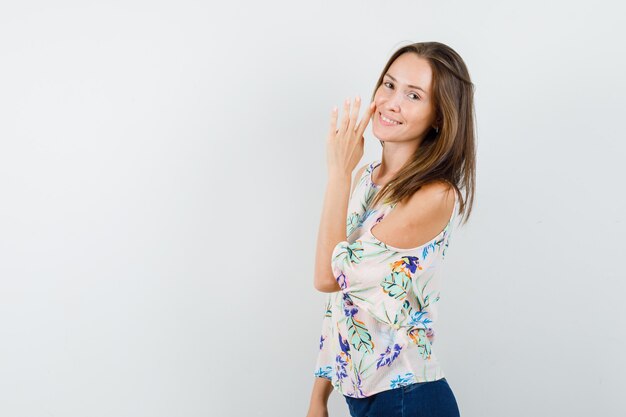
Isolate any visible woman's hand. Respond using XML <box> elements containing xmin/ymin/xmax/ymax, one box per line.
<box><xmin>326</xmin><ymin>96</ymin><xmax>377</xmax><ymax>179</ymax></box>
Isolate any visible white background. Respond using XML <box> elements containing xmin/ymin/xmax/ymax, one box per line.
<box><xmin>1</xmin><ymin>1</ymin><xmax>624</xmax><ymax>416</ymax></box>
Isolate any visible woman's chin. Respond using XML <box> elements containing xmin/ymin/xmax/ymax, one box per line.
<box><xmin>373</xmin><ymin>124</ymin><xmax>403</xmax><ymax>141</ymax></box>
<box><xmin>372</xmin><ymin>128</ymin><xmax>395</xmax><ymax>142</ymax></box>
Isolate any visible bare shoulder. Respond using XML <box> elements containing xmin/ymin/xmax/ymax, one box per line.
<box><xmin>403</xmin><ymin>180</ymin><xmax>456</xmax><ymax>227</ymax></box>
<box><xmin>370</xmin><ymin>180</ymin><xmax>456</xmax><ymax>250</ymax></box>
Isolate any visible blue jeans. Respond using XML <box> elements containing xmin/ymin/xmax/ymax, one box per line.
<box><xmin>343</xmin><ymin>377</ymin><xmax>460</xmax><ymax>417</ymax></box>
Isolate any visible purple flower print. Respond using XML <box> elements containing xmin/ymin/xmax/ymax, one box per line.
<box><xmin>376</xmin><ymin>343</ymin><xmax>403</xmax><ymax>368</ymax></box>
<box><xmin>335</xmin><ymin>353</ymin><xmax>349</xmax><ymax>381</ymax></box>
<box><xmin>338</xmin><ymin>332</ymin><xmax>351</xmax><ymax>354</ymax></box>
<box><xmin>342</xmin><ymin>293</ymin><xmax>358</xmax><ymax>317</ymax></box>
<box><xmin>336</xmin><ymin>271</ymin><xmax>349</xmax><ymax>290</ymax></box>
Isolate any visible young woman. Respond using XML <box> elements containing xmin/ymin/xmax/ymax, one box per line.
<box><xmin>306</xmin><ymin>42</ymin><xmax>476</xmax><ymax>417</ymax></box>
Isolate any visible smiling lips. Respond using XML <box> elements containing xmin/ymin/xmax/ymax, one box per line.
<box><xmin>379</xmin><ymin>112</ymin><xmax>402</xmax><ymax>126</ymax></box>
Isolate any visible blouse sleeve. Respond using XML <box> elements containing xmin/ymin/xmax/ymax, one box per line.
<box><xmin>330</xmin><ymin>228</ymin><xmax>449</xmax><ymax>327</ymax></box>
<box><xmin>312</xmin><ymin>294</ymin><xmax>334</xmax><ymax>381</ymax></box>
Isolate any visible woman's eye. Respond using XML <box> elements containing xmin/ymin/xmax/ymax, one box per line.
<box><xmin>384</xmin><ymin>82</ymin><xmax>420</xmax><ymax>100</ymax></box>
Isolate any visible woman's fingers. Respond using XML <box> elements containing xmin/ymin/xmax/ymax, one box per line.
<box><xmin>330</xmin><ymin>96</ymin><xmax>373</xmax><ymax>140</ymax></box>
<box><xmin>348</xmin><ymin>96</ymin><xmax>361</xmax><ymax>132</ymax></box>
<box><xmin>339</xmin><ymin>97</ymin><xmax>351</xmax><ymax>136</ymax></box>
<box><xmin>328</xmin><ymin>105</ymin><xmax>338</xmax><ymax>140</ymax></box>
<box><xmin>356</xmin><ymin>101</ymin><xmax>377</xmax><ymax>139</ymax></box>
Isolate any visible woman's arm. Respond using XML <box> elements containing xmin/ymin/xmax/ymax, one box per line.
<box><xmin>306</xmin><ymin>377</ymin><xmax>334</xmax><ymax>417</ymax></box>
<box><xmin>313</xmin><ymin>175</ymin><xmax>351</xmax><ymax>293</ymax></box>
<box><xmin>313</xmin><ymin>162</ymin><xmax>367</xmax><ymax>292</ymax></box>
<box><xmin>314</xmin><ymin>98</ymin><xmax>376</xmax><ymax>293</ymax></box>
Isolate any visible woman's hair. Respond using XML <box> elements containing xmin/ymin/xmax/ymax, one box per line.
<box><xmin>368</xmin><ymin>41</ymin><xmax>476</xmax><ymax>226</ymax></box>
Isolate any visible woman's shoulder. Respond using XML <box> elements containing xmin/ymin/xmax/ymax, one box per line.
<box><xmin>391</xmin><ymin>180</ymin><xmax>457</xmax><ymax>234</ymax></box>
<box><xmin>403</xmin><ymin>180</ymin><xmax>457</xmax><ymax>223</ymax></box>
<box><xmin>364</xmin><ymin>179</ymin><xmax>456</xmax><ymax>251</ymax></box>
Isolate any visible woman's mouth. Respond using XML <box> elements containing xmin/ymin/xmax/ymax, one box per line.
<box><xmin>379</xmin><ymin>112</ymin><xmax>402</xmax><ymax>127</ymax></box>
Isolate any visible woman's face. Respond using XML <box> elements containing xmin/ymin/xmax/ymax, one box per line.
<box><xmin>372</xmin><ymin>53</ymin><xmax>437</xmax><ymax>144</ymax></box>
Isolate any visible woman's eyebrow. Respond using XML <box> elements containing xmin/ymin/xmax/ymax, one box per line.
<box><xmin>385</xmin><ymin>73</ymin><xmax>428</xmax><ymax>96</ymax></box>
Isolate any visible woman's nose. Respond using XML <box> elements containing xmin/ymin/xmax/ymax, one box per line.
<box><xmin>385</xmin><ymin>93</ymin><xmax>401</xmax><ymax>111</ymax></box>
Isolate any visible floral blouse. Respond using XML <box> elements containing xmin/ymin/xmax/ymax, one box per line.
<box><xmin>313</xmin><ymin>159</ymin><xmax>459</xmax><ymax>398</ymax></box>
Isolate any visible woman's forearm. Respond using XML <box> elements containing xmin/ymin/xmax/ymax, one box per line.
<box><xmin>313</xmin><ymin>175</ymin><xmax>351</xmax><ymax>292</ymax></box>
<box><xmin>309</xmin><ymin>376</ymin><xmax>334</xmax><ymax>407</ymax></box>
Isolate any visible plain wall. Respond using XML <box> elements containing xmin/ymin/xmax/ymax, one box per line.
<box><xmin>0</xmin><ymin>0</ymin><xmax>624</xmax><ymax>416</ymax></box>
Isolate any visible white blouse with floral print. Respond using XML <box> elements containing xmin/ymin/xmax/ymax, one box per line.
<box><xmin>313</xmin><ymin>159</ymin><xmax>459</xmax><ymax>398</ymax></box>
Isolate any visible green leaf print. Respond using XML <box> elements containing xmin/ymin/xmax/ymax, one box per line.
<box><xmin>394</xmin><ymin>300</ymin><xmax>411</xmax><ymax>324</ymax></box>
<box><xmin>362</xmin><ymin>186</ymin><xmax>376</xmax><ymax>209</ymax></box>
<box><xmin>347</xmin><ymin>316</ymin><xmax>375</xmax><ymax>354</ymax></box>
<box><xmin>334</xmin><ymin>239</ymin><xmax>391</xmax><ymax>267</ymax></box>
<box><xmin>408</xmin><ymin>328</ymin><xmax>432</xmax><ymax>360</ymax></box>
<box><xmin>334</xmin><ymin>240</ymin><xmax>365</xmax><ymax>265</ymax></box>
<box><xmin>380</xmin><ymin>271</ymin><xmax>411</xmax><ymax>300</ymax></box>
<box><xmin>415</xmin><ymin>275</ymin><xmax>440</xmax><ymax>310</ymax></box>
<box><xmin>324</xmin><ymin>297</ymin><xmax>332</xmax><ymax>318</ymax></box>
<box><xmin>346</xmin><ymin>211</ymin><xmax>361</xmax><ymax>237</ymax></box>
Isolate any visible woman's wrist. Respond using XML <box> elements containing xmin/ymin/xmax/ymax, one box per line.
<box><xmin>327</xmin><ymin>170</ymin><xmax>352</xmax><ymax>185</ymax></box>
<box><xmin>309</xmin><ymin>397</ymin><xmax>329</xmax><ymax>409</ymax></box>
